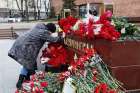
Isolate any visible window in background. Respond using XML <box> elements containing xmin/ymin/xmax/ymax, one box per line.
<box><xmin>105</xmin><ymin>4</ymin><xmax>113</xmax><ymax>13</ymax></box>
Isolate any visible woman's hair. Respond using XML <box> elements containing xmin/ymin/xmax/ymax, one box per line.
<box><xmin>46</xmin><ymin>23</ymin><xmax>56</xmax><ymax>33</ymax></box>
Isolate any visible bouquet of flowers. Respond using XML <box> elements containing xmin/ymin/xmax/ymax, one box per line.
<box><xmin>16</xmin><ymin>48</ymin><xmax>124</xmax><ymax>93</ymax></box>
<box><xmin>58</xmin><ymin>16</ymin><xmax>78</xmax><ymax>33</ymax></box>
<box><xmin>15</xmin><ymin>71</ymin><xmax>63</xmax><ymax>93</ymax></box>
<box><xmin>41</xmin><ymin>43</ymin><xmax>68</xmax><ymax>67</ymax></box>
<box><xmin>59</xmin><ymin>11</ymin><xmax>121</xmax><ymax>41</ymax></box>
<box><xmin>112</xmin><ymin>17</ymin><xmax>140</xmax><ymax>40</ymax></box>
<box><xmin>59</xmin><ymin>11</ymin><xmax>140</xmax><ymax>41</ymax></box>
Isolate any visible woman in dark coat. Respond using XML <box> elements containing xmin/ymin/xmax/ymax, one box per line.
<box><xmin>8</xmin><ymin>23</ymin><xmax>62</xmax><ymax>89</ymax></box>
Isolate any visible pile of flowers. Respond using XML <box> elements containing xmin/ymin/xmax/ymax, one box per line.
<box><xmin>15</xmin><ymin>11</ymin><xmax>132</xmax><ymax>93</ymax></box>
<box><xmin>41</xmin><ymin>43</ymin><xmax>69</xmax><ymax>67</ymax></box>
<box><xmin>95</xmin><ymin>11</ymin><xmax>120</xmax><ymax>41</ymax></box>
<box><xmin>58</xmin><ymin>11</ymin><xmax>120</xmax><ymax>41</ymax></box>
<box><xmin>15</xmin><ymin>48</ymin><xmax>124</xmax><ymax>93</ymax></box>
<box><xmin>112</xmin><ymin>17</ymin><xmax>140</xmax><ymax>40</ymax></box>
<box><xmin>58</xmin><ymin>11</ymin><xmax>140</xmax><ymax>41</ymax></box>
<box><xmin>15</xmin><ymin>71</ymin><xmax>63</xmax><ymax>93</ymax></box>
<box><xmin>58</xmin><ymin>48</ymin><xmax>124</xmax><ymax>93</ymax></box>
<box><xmin>58</xmin><ymin>16</ymin><xmax>78</xmax><ymax>33</ymax></box>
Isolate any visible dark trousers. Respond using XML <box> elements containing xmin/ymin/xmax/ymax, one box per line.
<box><xmin>20</xmin><ymin>62</ymin><xmax>37</xmax><ymax>77</ymax></box>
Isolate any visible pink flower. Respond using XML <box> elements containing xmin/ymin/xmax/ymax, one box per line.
<box><xmin>30</xmin><ymin>75</ymin><xmax>36</xmax><ymax>81</ymax></box>
<box><xmin>39</xmin><ymin>89</ymin><xmax>44</xmax><ymax>93</ymax></box>
<box><xmin>34</xmin><ymin>86</ymin><xmax>39</xmax><ymax>92</ymax></box>
<box><xmin>30</xmin><ymin>81</ymin><xmax>34</xmax><ymax>88</ymax></box>
<box><xmin>106</xmin><ymin>10</ymin><xmax>113</xmax><ymax>18</ymax></box>
<box><xmin>58</xmin><ymin>71</ymin><xmax>71</xmax><ymax>81</ymax></box>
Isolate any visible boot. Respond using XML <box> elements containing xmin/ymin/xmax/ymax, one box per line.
<box><xmin>25</xmin><ymin>72</ymin><xmax>30</xmax><ymax>81</ymax></box>
<box><xmin>28</xmin><ymin>70</ymin><xmax>35</xmax><ymax>75</ymax></box>
<box><xmin>16</xmin><ymin>74</ymin><xmax>25</xmax><ymax>89</ymax></box>
<box><xmin>25</xmin><ymin>70</ymin><xmax>35</xmax><ymax>81</ymax></box>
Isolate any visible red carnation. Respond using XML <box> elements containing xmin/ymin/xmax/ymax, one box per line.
<box><xmin>34</xmin><ymin>86</ymin><xmax>39</xmax><ymax>92</ymax></box>
<box><xmin>67</xmin><ymin>16</ymin><xmax>78</xmax><ymax>26</ymax></box>
<box><xmin>87</xmin><ymin>19</ymin><xmax>94</xmax><ymax>39</ymax></box>
<box><xmin>30</xmin><ymin>75</ymin><xmax>36</xmax><ymax>81</ymax></box>
<box><xmin>100</xmin><ymin>83</ymin><xmax>108</xmax><ymax>93</ymax></box>
<box><xmin>108</xmin><ymin>89</ymin><xmax>117</xmax><ymax>93</ymax></box>
<box><xmin>39</xmin><ymin>89</ymin><xmax>44</xmax><ymax>93</ymax></box>
<box><xmin>40</xmin><ymin>81</ymin><xmax>48</xmax><ymax>87</ymax></box>
<box><xmin>92</xmin><ymin>76</ymin><xmax>97</xmax><ymax>81</ymax></box>
<box><xmin>30</xmin><ymin>81</ymin><xmax>34</xmax><ymax>88</ymax></box>
<box><xmin>58</xmin><ymin>71</ymin><xmax>71</xmax><ymax>81</ymax></box>
<box><xmin>94</xmin><ymin>85</ymin><xmax>101</xmax><ymax>93</ymax></box>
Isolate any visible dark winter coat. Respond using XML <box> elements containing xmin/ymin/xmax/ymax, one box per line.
<box><xmin>8</xmin><ymin>23</ymin><xmax>60</xmax><ymax>70</ymax></box>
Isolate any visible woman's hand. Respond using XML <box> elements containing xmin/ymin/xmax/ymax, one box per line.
<box><xmin>41</xmin><ymin>57</ymin><xmax>50</xmax><ymax>64</ymax></box>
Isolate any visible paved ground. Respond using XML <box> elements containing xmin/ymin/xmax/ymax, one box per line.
<box><xmin>0</xmin><ymin>40</ymin><xmax>46</xmax><ymax>93</ymax></box>
<box><xmin>0</xmin><ymin>22</ymin><xmax>36</xmax><ymax>93</ymax></box>
<box><xmin>0</xmin><ymin>39</ymin><xmax>21</xmax><ymax>93</ymax></box>
<box><xmin>0</xmin><ymin>22</ymin><xmax>42</xmax><ymax>29</ymax></box>
<box><xmin>0</xmin><ymin>21</ymin><xmax>57</xmax><ymax>30</ymax></box>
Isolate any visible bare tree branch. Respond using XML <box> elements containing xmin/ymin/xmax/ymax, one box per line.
<box><xmin>44</xmin><ymin>0</ymin><xmax>48</xmax><ymax>17</ymax></box>
<box><xmin>15</xmin><ymin>0</ymin><xmax>21</xmax><ymax>10</ymax></box>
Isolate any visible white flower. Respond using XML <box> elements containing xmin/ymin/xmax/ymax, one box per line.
<box><xmin>111</xmin><ymin>20</ymin><xmax>115</xmax><ymax>26</ymax></box>
<box><xmin>68</xmin><ymin>66</ymin><xmax>73</xmax><ymax>70</ymax></box>
<box><xmin>121</xmin><ymin>28</ymin><xmax>126</xmax><ymax>34</ymax></box>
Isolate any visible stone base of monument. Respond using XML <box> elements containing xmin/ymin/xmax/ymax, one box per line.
<box><xmin>94</xmin><ymin>39</ymin><xmax>140</xmax><ymax>92</ymax></box>
<box><xmin>64</xmin><ymin>35</ymin><xmax>140</xmax><ymax>92</ymax></box>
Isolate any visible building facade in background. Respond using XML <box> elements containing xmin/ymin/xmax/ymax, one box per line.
<box><xmin>51</xmin><ymin>0</ymin><xmax>140</xmax><ymax>18</ymax></box>
<box><xmin>113</xmin><ymin>0</ymin><xmax>140</xmax><ymax>17</ymax></box>
<box><xmin>1</xmin><ymin>0</ymin><xmax>140</xmax><ymax>19</ymax></box>
<box><xmin>0</xmin><ymin>0</ymin><xmax>51</xmax><ymax>20</ymax></box>
<box><xmin>0</xmin><ymin>0</ymin><xmax>18</xmax><ymax>18</ymax></box>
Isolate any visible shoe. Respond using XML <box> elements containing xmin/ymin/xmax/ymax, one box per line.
<box><xmin>16</xmin><ymin>74</ymin><xmax>25</xmax><ymax>89</ymax></box>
